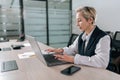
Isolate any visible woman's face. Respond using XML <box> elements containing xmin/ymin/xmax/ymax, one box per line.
<box><xmin>76</xmin><ymin>12</ymin><xmax>91</xmax><ymax>32</ymax></box>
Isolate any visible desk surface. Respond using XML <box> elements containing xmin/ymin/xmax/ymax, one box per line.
<box><xmin>0</xmin><ymin>40</ymin><xmax>120</xmax><ymax>80</ymax></box>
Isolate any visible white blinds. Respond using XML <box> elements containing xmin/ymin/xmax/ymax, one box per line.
<box><xmin>24</xmin><ymin>0</ymin><xmax>71</xmax><ymax>48</ymax></box>
<box><xmin>0</xmin><ymin>8</ymin><xmax>20</xmax><ymax>39</ymax></box>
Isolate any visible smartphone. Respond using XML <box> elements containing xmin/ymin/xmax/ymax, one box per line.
<box><xmin>61</xmin><ymin>65</ymin><xmax>81</xmax><ymax>75</ymax></box>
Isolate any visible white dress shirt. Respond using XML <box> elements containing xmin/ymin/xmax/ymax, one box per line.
<box><xmin>63</xmin><ymin>28</ymin><xmax>111</xmax><ymax>69</ymax></box>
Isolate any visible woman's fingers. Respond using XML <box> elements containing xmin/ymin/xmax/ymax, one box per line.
<box><xmin>54</xmin><ymin>54</ymin><xmax>74</xmax><ymax>63</ymax></box>
<box><xmin>45</xmin><ymin>49</ymin><xmax>55</xmax><ymax>52</ymax></box>
<box><xmin>54</xmin><ymin>54</ymin><xmax>63</xmax><ymax>59</ymax></box>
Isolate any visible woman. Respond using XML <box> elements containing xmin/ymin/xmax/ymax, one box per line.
<box><xmin>47</xmin><ymin>6</ymin><xmax>111</xmax><ymax>69</ymax></box>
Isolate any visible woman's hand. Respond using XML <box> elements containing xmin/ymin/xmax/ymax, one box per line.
<box><xmin>45</xmin><ymin>48</ymin><xmax>64</xmax><ymax>54</ymax></box>
<box><xmin>54</xmin><ymin>54</ymin><xmax>74</xmax><ymax>63</ymax></box>
<box><xmin>46</xmin><ymin>49</ymin><xmax>74</xmax><ymax>63</ymax></box>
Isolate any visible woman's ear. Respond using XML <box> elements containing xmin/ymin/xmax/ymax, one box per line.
<box><xmin>88</xmin><ymin>17</ymin><xmax>93</xmax><ymax>24</ymax></box>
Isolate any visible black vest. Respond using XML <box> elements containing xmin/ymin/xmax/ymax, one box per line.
<box><xmin>78</xmin><ymin>26</ymin><xmax>107</xmax><ymax>57</ymax></box>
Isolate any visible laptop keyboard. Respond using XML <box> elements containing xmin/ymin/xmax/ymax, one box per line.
<box><xmin>1</xmin><ymin>60</ymin><xmax>18</xmax><ymax>72</ymax></box>
<box><xmin>43</xmin><ymin>54</ymin><xmax>62</xmax><ymax>63</ymax></box>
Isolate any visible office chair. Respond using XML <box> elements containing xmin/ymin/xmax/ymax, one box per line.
<box><xmin>112</xmin><ymin>31</ymin><xmax>120</xmax><ymax>52</ymax></box>
<box><xmin>107</xmin><ymin>31</ymin><xmax>120</xmax><ymax>74</ymax></box>
<box><xmin>67</xmin><ymin>33</ymin><xmax>79</xmax><ymax>47</ymax></box>
<box><xmin>110</xmin><ymin>31</ymin><xmax>120</xmax><ymax>58</ymax></box>
<box><xmin>112</xmin><ymin>31</ymin><xmax>120</xmax><ymax>74</ymax></box>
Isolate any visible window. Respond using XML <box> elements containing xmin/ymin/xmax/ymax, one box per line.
<box><xmin>0</xmin><ymin>0</ymin><xmax>21</xmax><ymax>40</ymax></box>
<box><xmin>24</xmin><ymin>0</ymin><xmax>72</xmax><ymax>48</ymax></box>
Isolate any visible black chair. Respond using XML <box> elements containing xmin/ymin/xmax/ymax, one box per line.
<box><xmin>107</xmin><ymin>31</ymin><xmax>120</xmax><ymax>74</ymax></box>
<box><xmin>110</xmin><ymin>31</ymin><xmax>120</xmax><ymax>58</ymax></box>
<box><xmin>112</xmin><ymin>31</ymin><xmax>120</xmax><ymax>52</ymax></box>
<box><xmin>67</xmin><ymin>33</ymin><xmax>79</xmax><ymax>47</ymax></box>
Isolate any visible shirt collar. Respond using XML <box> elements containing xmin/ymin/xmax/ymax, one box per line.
<box><xmin>82</xmin><ymin>26</ymin><xmax>96</xmax><ymax>41</ymax></box>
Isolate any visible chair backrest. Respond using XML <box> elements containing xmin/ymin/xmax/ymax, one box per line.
<box><xmin>105</xmin><ymin>31</ymin><xmax>113</xmax><ymax>39</ymax></box>
<box><xmin>105</xmin><ymin>31</ymin><xmax>111</xmax><ymax>34</ymax></box>
<box><xmin>67</xmin><ymin>33</ymin><xmax>79</xmax><ymax>47</ymax></box>
<box><xmin>113</xmin><ymin>31</ymin><xmax>120</xmax><ymax>41</ymax></box>
<box><xmin>112</xmin><ymin>31</ymin><xmax>120</xmax><ymax>51</ymax></box>
<box><xmin>107</xmin><ymin>31</ymin><xmax>120</xmax><ymax>73</ymax></box>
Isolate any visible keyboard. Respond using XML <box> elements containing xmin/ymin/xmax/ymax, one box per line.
<box><xmin>1</xmin><ymin>60</ymin><xmax>18</xmax><ymax>72</ymax></box>
<box><xmin>43</xmin><ymin>54</ymin><xmax>61</xmax><ymax>63</ymax></box>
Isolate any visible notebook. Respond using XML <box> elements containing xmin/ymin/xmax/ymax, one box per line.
<box><xmin>1</xmin><ymin>60</ymin><xmax>18</xmax><ymax>72</ymax></box>
<box><xmin>26</xmin><ymin>35</ymin><xmax>68</xmax><ymax>67</ymax></box>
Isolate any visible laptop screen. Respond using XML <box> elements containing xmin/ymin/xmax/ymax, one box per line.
<box><xmin>26</xmin><ymin>35</ymin><xmax>47</xmax><ymax>65</ymax></box>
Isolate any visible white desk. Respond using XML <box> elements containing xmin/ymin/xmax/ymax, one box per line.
<box><xmin>0</xmin><ymin>40</ymin><xmax>120</xmax><ymax>80</ymax></box>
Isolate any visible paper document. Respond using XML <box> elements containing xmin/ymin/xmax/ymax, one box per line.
<box><xmin>23</xmin><ymin>43</ymin><xmax>31</xmax><ymax>47</ymax></box>
<box><xmin>18</xmin><ymin>52</ymin><xmax>35</xmax><ymax>59</ymax></box>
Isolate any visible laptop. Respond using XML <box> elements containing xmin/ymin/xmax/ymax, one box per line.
<box><xmin>26</xmin><ymin>35</ymin><xmax>68</xmax><ymax>67</ymax></box>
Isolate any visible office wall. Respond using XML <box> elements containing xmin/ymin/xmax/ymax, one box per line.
<box><xmin>72</xmin><ymin>0</ymin><xmax>120</xmax><ymax>34</ymax></box>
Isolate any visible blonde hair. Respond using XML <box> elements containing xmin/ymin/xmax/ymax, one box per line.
<box><xmin>76</xmin><ymin>6</ymin><xmax>96</xmax><ymax>24</ymax></box>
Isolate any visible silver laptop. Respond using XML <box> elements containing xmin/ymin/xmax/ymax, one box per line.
<box><xmin>26</xmin><ymin>35</ymin><xmax>68</xmax><ymax>67</ymax></box>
